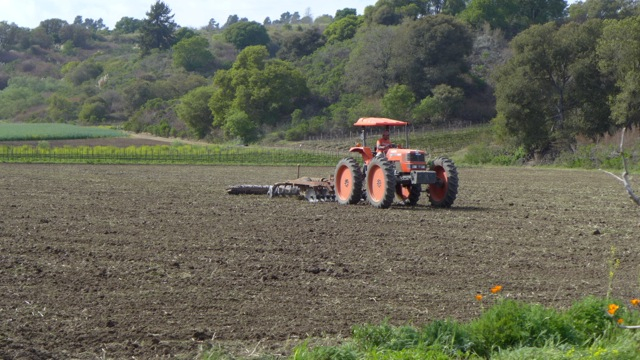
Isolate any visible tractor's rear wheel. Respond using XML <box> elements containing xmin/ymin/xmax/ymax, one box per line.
<box><xmin>428</xmin><ymin>157</ymin><xmax>458</xmax><ymax>208</ymax></box>
<box><xmin>366</xmin><ymin>156</ymin><xmax>396</xmax><ymax>209</ymax></box>
<box><xmin>397</xmin><ymin>184</ymin><xmax>421</xmax><ymax>206</ymax></box>
<box><xmin>334</xmin><ymin>157</ymin><xmax>363</xmax><ymax>205</ymax></box>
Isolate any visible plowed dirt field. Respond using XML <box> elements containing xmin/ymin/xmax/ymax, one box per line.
<box><xmin>1</xmin><ymin>164</ymin><xmax>639</xmax><ymax>359</ymax></box>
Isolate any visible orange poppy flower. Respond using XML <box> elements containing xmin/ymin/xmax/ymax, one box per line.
<box><xmin>618</xmin><ymin>318</ymin><xmax>624</xmax><ymax>324</ymax></box>
<box><xmin>631</xmin><ymin>299</ymin><xmax>640</xmax><ymax>306</ymax></box>
<box><xmin>475</xmin><ymin>294</ymin><xmax>483</xmax><ymax>301</ymax></box>
<box><xmin>490</xmin><ymin>285</ymin><xmax>503</xmax><ymax>294</ymax></box>
<box><xmin>608</xmin><ymin>304</ymin><xmax>620</xmax><ymax>316</ymax></box>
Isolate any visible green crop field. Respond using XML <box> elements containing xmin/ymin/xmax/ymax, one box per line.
<box><xmin>0</xmin><ymin>144</ymin><xmax>348</xmax><ymax>166</ymax></box>
<box><xmin>0</xmin><ymin>123</ymin><xmax>126</xmax><ymax>141</ymax></box>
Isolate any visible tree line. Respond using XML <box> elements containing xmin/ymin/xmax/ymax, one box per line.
<box><xmin>0</xmin><ymin>0</ymin><xmax>639</xmax><ymax>156</ymax></box>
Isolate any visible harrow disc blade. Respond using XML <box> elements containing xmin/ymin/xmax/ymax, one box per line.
<box><xmin>302</xmin><ymin>188</ymin><xmax>336</xmax><ymax>202</ymax></box>
<box><xmin>268</xmin><ymin>184</ymin><xmax>301</xmax><ymax>198</ymax></box>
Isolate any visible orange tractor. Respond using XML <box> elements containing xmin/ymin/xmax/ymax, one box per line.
<box><xmin>334</xmin><ymin>117</ymin><xmax>458</xmax><ymax>208</ymax></box>
<box><xmin>227</xmin><ymin>117</ymin><xmax>458</xmax><ymax>208</ymax></box>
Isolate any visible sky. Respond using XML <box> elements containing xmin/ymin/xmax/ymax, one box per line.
<box><xmin>0</xmin><ymin>0</ymin><xmax>374</xmax><ymax>29</ymax></box>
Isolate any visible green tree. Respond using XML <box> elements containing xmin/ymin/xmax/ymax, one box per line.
<box><xmin>364</xmin><ymin>1</ymin><xmax>429</xmax><ymax>25</ymax></box>
<box><xmin>58</xmin><ymin>24</ymin><xmax>92</xmax><ymax>48</ymax></box>
<box><xmin>207</xmin><ymin>18</ymin><xmax>220</xmax><ymax>30</ymax></box>
<box><xmin>47</xmin><ymin>93</ymin><xmax>77</xmax><ymax>122</ymax></box>
<box><xmin>568</xmin><ymin>0</ymin><xmax>638</xmax><ymax>22</ymax></box>
<box><xmin>73</xmin><ymin>16</ymin><xmax>106</xmax><ymax>32</ymax></box>
<box><xmin>314</xmin><ymin>15</ymin><xmax>334</xmax><ymax>25</ymax></box>
<box><xmin>326</xmin><ymin>93</ymin><xmax>367</xmax><ymax>130</ymax></box>
<box><xmin>382</xmin><ymin>84</ymin><xmax>415</xmax><ymax>120</ymax></box>
<box><xmin>365</xmin><ymin>4</ymin><xmax>403</xmax><ymax>25</ymax></box>
<box><xmin>29</xmin><ymin>27</ymin><xmax>54</xmax><ymax>49</ymax></box>
<box><xmin>223</xmin><ymin>15</ymin><xmax>240</xmax><ymax>28</ymax></box>
<box><xmin>139</xmin><ymin>1</ymin><xmax>177</xmax><ymax>55</ymax></box>
<box><xmin>291</xmin><ymin>12</ymin><xmax>302</xmax><ymax>24</ymax></box>
<box><xmin>335</xmin><ymin>8</ymin><xmax>358</xmax><ymax>20</ymax></box>
<box><xmin>459</xmin><ymin>0</ymin><xmax>567</xmax><ymax>37</ymax></box>
<box><xmin>276</xmin><ymin>12</ymin><xmax>293</xmax><ymax>24</ymax></box>
<box><xmin>37</xmin><ymin>18</ymin><xmax>67</xmax><ymax>44</ymax></box>
<box><xmin>209</xmin><ymin>45</ymin><xmax>309</xmax><ymax>131</ymax></box>
<box><xmin>520</xmin><ymin>0</ymin><xmax>567</xmax><ymax>25</ymax></box>
<box><xmin>172</xmin><ymin>36</ymin><xmax>215</xmax><ymax>73</ymax></box>
<box><xmin>300</xmin><ymin>40</ymin><xmax>352</xmax><ymax>103</ymax></box>
<box><xmin>422</xmin><ymin>0</ymin><xmax>464</xmax><ymax>15</ymax></box>
<box><xmin>0</xmin><ymin>74</ymin><xmax>9</xmax><ymax>90</ymax></box>
<box><xmin>458</xmin><ymin>0</ymin><xmax>512</xmax><ymax>31</ymax></box>
<box><xmin>0</xmin><ymin>22</ymin><xmax>17</xmax><ymax>50</ymax></box>
<box><xmin>344</xmin><ymin>25</ymin><xmax>397</xmax><ymax>96</ymax></box>
<box><xmin>176</xmin><ymin>86</ymin><xmax>215</xmax><ymax>138</ymax></box>
<box><xmin>0</xmin><ymin>22</ymin><xmax>30</xmax><ymax>51</ymax></box>
<box><xmin>396</xmin><ymin>15</ymin><xmax>473</xmax><ymax>98</ymax></box>
<box><xmin>597</xmin><ymin>16</ymin><xmax>640</xmax><ymax>126</ymax></box>
<box><xmin>275</xmin><ymin>27</ymin><xmax>325</xmax><ymax>61</ymax></box>
<box><xmin>123</xmin><ymin>80</ymin><xmax>154</xmax><ymax>111</ymax></box>
<box><xmin>413</xmin><ymin>84</ymin><xmax>464</xmax><ymax>124</ymax></box>
<box><xmin>494</xmin><ymin>20</ymin><xmax>611</xmax><ymax>154</ymax></box>
<box><xmin>114</xmin><ymin>17</ymin><xmax>142</xmax><ymax>34</ymax></box>
<box><xmin>323</xmin><ymin>15</ymin><xmax>363</xmax><ymax>44</ymax></box>
<box><xmin>223</xmin><ymin>21</ymin><xmax>270</xmax><ymax>50</ymax></box>
<box><xmin>223</xmin><ymin>109</ymin><xmax>258</xmax><ymax>143</ymax></box>
<box><xmin>78</xmin><ymin>96</ymin><xmax>108</xmax><ymax>123</ymax></box>
<box><xmin>64</xmin><ymin>60</ymin><xmax>104</xmax><ymax>86</ymax></box>
<box><xmin>443</xmin><ymin>0</ymin><xmax>468</xmax><ymax>15</ymax></box>
<box><xmin>363</xmin><ymin>0</ymin><xmax>460</xmax><ymax>25</ymax></box>
<box><xmin>174</xmin><ymin>28</ymin><xmax>196</xmax><ymax>43</ymax></box>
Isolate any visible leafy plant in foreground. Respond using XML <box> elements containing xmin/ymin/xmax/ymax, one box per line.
<box><xmin>469</xmin><ymin>298</ymin><xmax>579</xmax><ymax>357</ymax></box>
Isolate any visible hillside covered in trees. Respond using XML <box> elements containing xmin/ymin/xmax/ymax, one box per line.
<box><xmin>1</xmin><ymin>0</ymin><xmax>639</xmax><ymax>157</ymax></box>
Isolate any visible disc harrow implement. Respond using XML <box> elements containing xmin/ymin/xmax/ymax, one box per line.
<box><xmin>227</xmin><ymin>177</ymin><xmax>336</xmax><ymax>202</ymax></box>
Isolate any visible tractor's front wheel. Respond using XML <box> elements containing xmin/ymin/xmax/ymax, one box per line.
<box><xmin>397</xmin><ymin>184</ymin><xmax>421</xmax><ymax>206</ymax></box>
<box><xmin>366</xmin><ymin>156</ymin><xmax>396</xmax><ymax>209</ymax></box>
<box><xmin>334</xmin><ymin>157</ymin><xmax>363</xmax><ymax>205</ymax></box>
<box><xmin>428</xmin><ymin>157</ymin><xmax>458</xmax><ymax>207</ymax></box>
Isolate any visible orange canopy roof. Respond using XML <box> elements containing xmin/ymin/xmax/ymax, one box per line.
<box><xmin>353</xmin><ymin>117</ymin><xmax>409</xmax><ymax>127</ymax></box>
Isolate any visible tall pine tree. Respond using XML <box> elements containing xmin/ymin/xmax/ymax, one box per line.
<box><xmin>139</xmin><ymin>1</ymin><xmax>177</xmax><ymax>55</ymax></box>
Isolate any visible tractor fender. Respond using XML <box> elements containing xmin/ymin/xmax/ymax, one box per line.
<box><xmin>349</xmin><ymin>146</ymin><xmax>374</xmax><ymax>164</ymax></box>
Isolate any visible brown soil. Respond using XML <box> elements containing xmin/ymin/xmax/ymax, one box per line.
<box><xmin>1</xmin><ymin>164</ymin><xmax>639</xmax><ymax>359</ymax></box>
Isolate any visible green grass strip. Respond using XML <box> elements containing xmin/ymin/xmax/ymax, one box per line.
<box><xmin>0</xmin><ymin>123</ymin><xmax>126</xmax><ymax>141</ymax></box>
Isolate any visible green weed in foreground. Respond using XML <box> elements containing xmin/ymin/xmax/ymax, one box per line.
<box><xmin>201</xmin><ymin>295</ymin><xmax>640</xmax><ymax>360</ymax></box>
<box><xmin>0</xmin><ymin>123</ymin><xmax>125</xmax><ymax>141</ymax></box>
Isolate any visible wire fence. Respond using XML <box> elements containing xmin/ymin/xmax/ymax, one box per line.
<box><xmin>302</xmin><ymin>122</ymin><xmax>483</xmax><ymax>141</ymax></box>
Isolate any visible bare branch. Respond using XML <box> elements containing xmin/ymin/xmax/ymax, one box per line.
<box><xmin>602</xmin><ymin>170</ymin><xmax>625</xmax><ymax>183</ymax></box>
<box><xmin>621</xmin><ymin>172</ymin><xmax>640</xmax><ymax>206</ymax></box>
<box><xmin>600</xmin><ymin>127</ymin><xmax>640</xmax><ymax>206</ymax></box>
